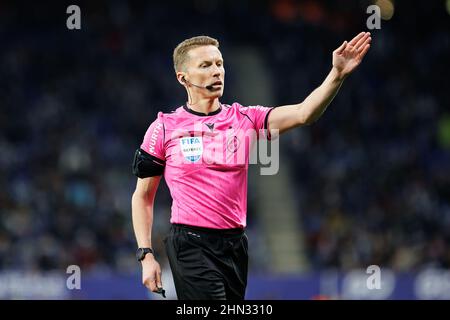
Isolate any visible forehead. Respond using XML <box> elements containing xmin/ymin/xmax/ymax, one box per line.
<box><xmin>187</xmin><ymin>45</ymin><xmax>223</xmax><ymax>63</ymax></box>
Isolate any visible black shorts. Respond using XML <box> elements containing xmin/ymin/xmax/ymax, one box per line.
<box><xmin>164</xmin><ymin>223</ymin><xmax>248</xmax><ymax>300</ymax></box>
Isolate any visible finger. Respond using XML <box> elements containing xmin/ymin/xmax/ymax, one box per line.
<box><xmin>348</xmin><ymin>44</ymin><xmax>356</xmax><ymax>53</ymax></box>
<box><xmin>144</xmin><ymin>278</ymin><xmax>156</xmax><ymax>291</ymax></box>
<box><xmin>335</xmin><ymin>41</ymin><xmax>347</xmax><ymax>54</ymax></box>
<box><xmin>156</xmin><ymin>269</ymin><xmax>163</xmax><ymax>289</ymax></box>
<box><xmin>357</xmin><ymin>37</ymin><xmax>371</xmax><ymax>53</ymax></box>
<box><xmin>348</xmin><ymin>32</ymin><xmax>366</xmax><ymax>46</ymax></box>
<box><xmin>354</xmin><ymin>32</ymin><xmax>370</xmax><ymax>50</ymax></box>
<box><xmin>358</xmin><ymin>44</ymin><xmax>371</xmax><ymax>60</ymax></box>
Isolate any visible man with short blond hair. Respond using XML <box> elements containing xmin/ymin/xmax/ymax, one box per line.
<box><xmin>132</xmin><ymin>32</ymin><xmax>371</xmax><ymax>299</ymax></box>
<box><xmin>173</xmin><ymin>35</ymin><xmax>219</xmax><ymax>72</ymax></box>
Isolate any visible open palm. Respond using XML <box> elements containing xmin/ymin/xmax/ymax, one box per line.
<box><xmin>333</xmin><ymin>32</ymin><xmax>371</xmax><ymax>78</ymax></box>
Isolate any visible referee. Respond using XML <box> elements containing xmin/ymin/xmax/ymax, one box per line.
<box><xmin>131</xmin><ymin>33</ymin><xmax>371</xmax><ymax>299</ymax></box>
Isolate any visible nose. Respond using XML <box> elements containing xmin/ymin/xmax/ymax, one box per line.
<box><xmin>212</xmin><ymin>65</ymin><xmax>223</xmax><ymax>77</ymax></box>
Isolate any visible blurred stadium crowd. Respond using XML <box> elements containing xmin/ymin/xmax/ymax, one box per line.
<box><xmin>0</xmin><ymin>0</ymin><xmax>449</xmax><ymax>276</ymax></box>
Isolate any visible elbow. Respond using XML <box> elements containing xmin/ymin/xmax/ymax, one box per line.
<box><xmin>132</xmin><ymin>189</ymin><xmax>151</xmax><ymax>206</ymax></box>
<box><xmin>295</xmin><ymin>104</ymin><xmax>314</xmax><ymax>126</ymax></box>
<box><xmin>131</xmin><ymin>190</ymin><xmax>138</xmax><ymax>204</ymax></box>
<box><xmin>301</xmin><ymin>118</ymin><xmax>312</xmax><ymax>126</ymax></box>
<box><xmin>301</xmin><ymin>111</ymin><xmax>321</xmax><ymax>126</ymax></box>
<box><xmin>296</xmin><ymin>103</ymin><xmax>323</xmax><ymax>126</ymax></box>
<box><xmin>303</xmin><ymin>117</ymin><xmax>318</xmax><ymax>126</ymax></box>
<box><xmin>298</xmin><ymin>113</ymin><xmax>314</xmax><ymax>126</ymax></box>
<box><xmin>132</xmin><ymin>189</ymin><xmax>141</xmax><ymax>202</ymax></box>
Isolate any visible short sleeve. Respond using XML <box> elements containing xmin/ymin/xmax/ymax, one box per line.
<box><xmin>236</xmin><ymin>103</ymin><xmax>275</xmax><ymax>140</ymax></box>
<box><xmin>140</xmin><ymin>112</ymin><xmax>166</xmax><ymax>161</ymax></box>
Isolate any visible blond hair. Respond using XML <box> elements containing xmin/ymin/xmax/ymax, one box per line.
<box><xmin>173</xmin><ymin>36</ymin><xmax>219</xmax><ymax>72</ymax></box>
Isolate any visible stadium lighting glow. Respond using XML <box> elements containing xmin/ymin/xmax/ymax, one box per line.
<box><xmin>374</xmin><ymin>0</ymin><xmax>395</xmax><ymax>20</ymax></box>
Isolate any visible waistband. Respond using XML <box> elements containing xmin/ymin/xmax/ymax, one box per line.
<box><xmin>172</xmin><ymin>223</ymin><xmax>245</xmax><ymax>236</ymax></box>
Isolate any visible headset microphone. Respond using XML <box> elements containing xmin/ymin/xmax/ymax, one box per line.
<box><xmin>183</xmin><ymin>77</ymin><xmax>214</xmax><ymax>91</ymax></box>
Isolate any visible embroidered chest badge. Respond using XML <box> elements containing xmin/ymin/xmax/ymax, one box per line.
<box><xmin>180</xmin><ymin>136</ymin><xmax>203</xmax><ymax>162</ymax></box>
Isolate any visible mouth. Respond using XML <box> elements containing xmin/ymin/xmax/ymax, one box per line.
<box><xmin>210</xmin><ymin>80</ymin><xmax>223</xmax><ymax>87</ymax></box>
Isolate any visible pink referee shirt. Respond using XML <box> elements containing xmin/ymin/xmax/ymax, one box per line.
<box><xmin>140</xmin><ymin>102</ymin><xmax>273</xmax><ymax>229</ymax></box>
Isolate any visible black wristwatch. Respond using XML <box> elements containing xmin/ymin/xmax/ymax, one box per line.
<box><xmin>136</xmin><ymin>248</ymin><xmax>153</xmax><ymax>261</ymax></box>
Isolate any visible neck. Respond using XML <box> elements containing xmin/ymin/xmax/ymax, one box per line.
<box><xmin>187</xmin><ymin>97</ymin><xmax>220</xmax><ymax>115</ymax></box>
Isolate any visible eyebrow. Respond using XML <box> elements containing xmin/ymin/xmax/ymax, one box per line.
<box><xmin>199</xmin><ymin>59</ymin><xmax>224</xmax><ymax>65</ymax></box>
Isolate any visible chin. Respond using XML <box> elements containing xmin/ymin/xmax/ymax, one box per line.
<box><xmin>211</xmin><ymin>91</ymin><xmax>223</xmax><ymax>98</ymax></box>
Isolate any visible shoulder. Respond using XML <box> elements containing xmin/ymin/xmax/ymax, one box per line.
<box><xmin>223</xmin><ymin>102</ymin><xmax>251</xmax><ymax>116</ymax></box>
<box><xmin>152</xmin><ymin>105</ymin><xmax>185</xmax><ymax>127</ymax></box>
<box><xmin>229</xmin><ymin>102</ymin><xmax>268</xmax><ymax>114</ymax></box>
<box><xmin>157</xmin><ymin>105</ymin><xmax>184</xmax><ymax>118</ymax></box>
<box><xmin>230</xmin><ymin>102</ymin><xmax>245</xmax><ymax>111</ymax></box>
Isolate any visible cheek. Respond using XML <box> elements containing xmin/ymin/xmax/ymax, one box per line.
<box><xmin>200</xmin><ymin>70</ymin><xmax>211</xmax><ymax>78</ymax></box>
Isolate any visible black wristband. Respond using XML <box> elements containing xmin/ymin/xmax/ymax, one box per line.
<box><xmin>136</xmin><ymin>247</ymin><xmax>153</xmax><ymax>261</ymax></box>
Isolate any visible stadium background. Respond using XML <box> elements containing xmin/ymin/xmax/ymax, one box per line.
<box><xmin>0</xmin><ymin>0</ymin><xmax>449</xmax><ymax>299</ymax></box>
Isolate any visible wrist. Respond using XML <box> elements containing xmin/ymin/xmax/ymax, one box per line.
<box><xmin>141</xmin><ymin>253</ymin><xmax>155</xmax><ymax>264</ymax></box>
<box><xmin>330</xmin><ymin>67</ymin><xmax>347</xmax><ymax>82</ymax></box>
<box><xmin>136</xmin><ymin>247</ymin><xmax>154</xmax><ymax>262</ymax></box>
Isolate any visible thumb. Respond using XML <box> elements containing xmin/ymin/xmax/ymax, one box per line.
<box><xmin>335</xmin><ymin>41</ymin><xmax>347</xmax><ymax>54</ymax></box>
<box><xmin>156</xmin><ymin>269</ymin><xmax>163</xmax><ymax>288</ymax></box>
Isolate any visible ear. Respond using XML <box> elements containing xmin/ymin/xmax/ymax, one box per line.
<box><xmin>176</xmin><ymin>72</ymin><xmax>186</xmax><ymax>86</ymax></box>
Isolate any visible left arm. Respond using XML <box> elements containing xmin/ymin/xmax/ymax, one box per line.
<box><xmin>268</xmin><ymin>32</ymin><xmax>371</xmax><ymax>135</ymax></box>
